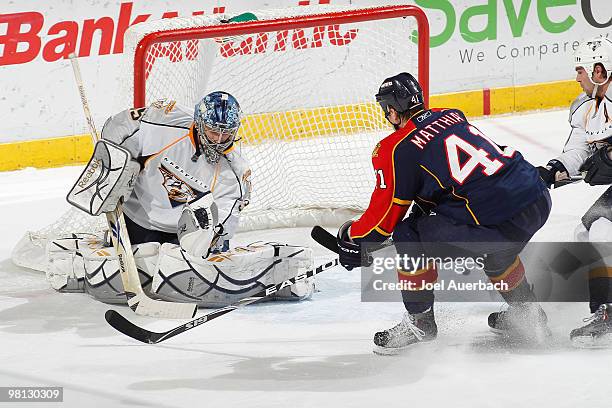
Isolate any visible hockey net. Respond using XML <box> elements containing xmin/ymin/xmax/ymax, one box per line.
<box><xmin>12</xmin><ymin>4</ymin><xmax>429</xmax><ymax>271</ymax></box>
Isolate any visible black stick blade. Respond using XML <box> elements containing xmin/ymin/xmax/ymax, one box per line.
<box><xmin>552</xmin><ymin>176</ymin><xmax>583</xmax><ymax>189</ymax></box>
<box><xmin>104</xmin><ymin>259</ymin><xmax>340</xmax><ymax>344</ymax></box>
<box><xmin>105</xmin><ymin>310</ymin><xmax>160</xmax><ymax>344</ymax></box>
<box><xmin>311</xmin><ymin>226</ymin><xmax>338</xmax><ymax>253</ymax></box>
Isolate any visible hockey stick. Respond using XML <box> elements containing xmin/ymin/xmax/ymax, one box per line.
<box><xmin>551</xmin><ymin>175</ymin><xmax>584</xmax><ymax>189</ymax></box>
<box><xmin>105</xmin><ymin>258</ymin><xmax>339</xmax><ymax>343</ymax></box>
<box><xmin>311</xmin><ymin>225</ymin><xmax>339</xmax><ymax>253</ymax></box>
<box><xmin>311</xmin><ymin>225</ymin><xmax>395</xmax><ymax>271</ymax></box>
<box><xmin>69</xmin><ymin>54</ymin><xmax>197</xmax><ymax>319</ymax></box>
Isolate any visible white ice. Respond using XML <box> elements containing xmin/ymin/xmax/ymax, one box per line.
<box><xmin>1</xmin><ymin>109</ymin><xmax>611</xmax><ymax>408</ymax></box>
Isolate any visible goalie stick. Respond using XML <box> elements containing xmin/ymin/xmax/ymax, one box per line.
<box><xmin>105</xmin><ymin>256</ymin><xmax>339</xmax><ymax>343</ymax></box>
<box><xmin>69</xmin><ymin>54</ymin><xmax>197</xmax><ymax>319</ymax></box>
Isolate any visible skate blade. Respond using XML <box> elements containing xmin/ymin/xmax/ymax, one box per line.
<box><xmin>571</xmin><ymin>334</ymin><xmax>612</xmax><ymax>349</ymax></box>
<box><xmin>489</xmin><ymin>327</ymin><xmax>552</xmax><ymax>346</ymax></box>
<box><xmin>373</xmin><ymin>345</ymin><xmax>405</xmax><ymax>356</ymax></box>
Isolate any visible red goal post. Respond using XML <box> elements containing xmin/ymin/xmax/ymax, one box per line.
<box><xmin>132</xmin><ymin>5</ymin><xmax>430</xmax><ymax>109</ymax></box>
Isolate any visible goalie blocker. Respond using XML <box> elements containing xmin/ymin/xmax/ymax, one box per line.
<box><xmin>46</xmin><ymin>236</ymin><xmax>315</xmax><ymax>306</ymax></box>
<box><xmin>67</xmin><ymin>139</ymin><xmax>140</xmax><ymax>216</ymax></box>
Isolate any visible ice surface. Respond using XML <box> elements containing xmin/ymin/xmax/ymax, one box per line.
<box><xmin>1</xmin><ymin>110</ymin><xmax>610</xmax><ymax>408</ymax></box>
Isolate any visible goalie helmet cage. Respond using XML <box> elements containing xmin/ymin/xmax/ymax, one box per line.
<box><xmin>11</xmin><ymin>4</ymin><xmax>429</xmax><ymax>271</ymax></box>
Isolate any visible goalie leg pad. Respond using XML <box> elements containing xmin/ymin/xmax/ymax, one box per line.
<box><xmin>46</xmin><ymin>235</ymin><xmax>158</xmax><ymax>303</ymax></box>
<box><xmin>83</xmin><ymin>242</ymin><xmax>159</xmax><ymax>304</ymax></box>
<box><xmin>152</xmin><ymin>242</ymin><xmax>314</xmax><ymax>307</ymax></box>
<box><xmin>46</xmin><ymin>234</ymin><xmax>103</xmax><ymax>292</ymax></box>
<box><xmin>271</xmin><ymin>278</ymin><xmax>315</xmax><ymax>301</ymax></box>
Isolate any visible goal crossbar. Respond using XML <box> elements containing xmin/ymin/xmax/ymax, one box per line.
<box><xmin>134</xmin><ymin>5</ymin><xmax>430</xmax><ymax>108</ymax></box>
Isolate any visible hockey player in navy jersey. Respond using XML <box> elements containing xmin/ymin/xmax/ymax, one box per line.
<box><xmin>537</xmin><ymin>36</ymin><xmax>612</xmax><ymax>347</ymax></box>
<box><xmin>336</xmin><ymin>72</ymin><xmax>552</xmax><ymax>355</ymax></box>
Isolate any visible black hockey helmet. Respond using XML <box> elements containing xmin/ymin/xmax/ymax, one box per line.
<box><xmin>375</xmin><ymin>72</ymin><xmax>424</xmax><ymax>119</ymax></box>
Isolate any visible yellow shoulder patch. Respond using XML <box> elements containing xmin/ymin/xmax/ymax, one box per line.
<box><xmin>165</xmin><ymin>100</ymin><xmax>176</xmax><ymax>114</ymax></box>
<box><xmin>372</xmin><ymin>142</ymin><xmax>381</xmax><ymax>158</ymax></box>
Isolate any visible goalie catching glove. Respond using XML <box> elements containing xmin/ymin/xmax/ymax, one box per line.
<box><xmin>176</xmin><ymin>187</ymin><xmax>228</xmax><ymax>257</ymax></box>
<box><xmin>67</xmin><ymin>139</ymin><xmax>140</xmax><ymax>215</ymax></box>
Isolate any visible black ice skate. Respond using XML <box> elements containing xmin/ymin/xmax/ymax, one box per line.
<box><xmin>570</xmin><ymin>304</ymin><xmax>612</xmax><ymax>348</ymax></box>
<box><xmin>373</xmin><ymin>308</ymin><xmax>437</xmax><ymax>355</ymax></box>
<box><xmin>488</xmin><ymin>303</ymin><xmax>551</xmax><ymax>343</ymax></box>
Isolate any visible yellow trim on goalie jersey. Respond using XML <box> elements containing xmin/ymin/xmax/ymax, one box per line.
<box><xmin>0</xmin><ymin>79</ymin><xmax>583</xmax><ymax>172</ymax></box>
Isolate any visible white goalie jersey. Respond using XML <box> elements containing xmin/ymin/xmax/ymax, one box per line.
<box><xmin>101</xmin><ymin>99</ymin><xmax>251</xmax><ymax>240</ymax></box>
<box><xmin>555</xmin><ymin>86</ymin><xmax>612</xmax><ymax>176</ymax></box>
<box><xmin>42</xmin><ymin>99</ymin><xmax>316</xmax><ymax>306</ymax></box>
<box><xmin>17</xmin><ymin>98</ymin><xmax>317</xmax><ymax>307</ymax></box>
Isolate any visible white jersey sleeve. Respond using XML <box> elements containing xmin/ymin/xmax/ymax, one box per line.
<box><xmin>136</xmin><ymin>100</ymin><xmax>194</xmax><ymax>157</ymax></box>
<box><xmin>100</xmin><ymin>100</ymin><xmax>192</xmax><ymax>159</ymax></box>
<box><xmin>555</xmin><ymin>94</ymin><xmax>594</xmax><ymax>176</ymax></box>
<box><xmin>554</xmin><ymin>87</ymin><xmax>612</xmax><ymax>176</ymax></box>
<box><xmin>100</xmin><ymin>107</ymin><xmax>146</xmax><ymax>158</ymax></box>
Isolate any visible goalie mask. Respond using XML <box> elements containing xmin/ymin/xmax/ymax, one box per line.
<box><xmin>194</xmin><ymin>91</ymin><xmax>242</xmax><ymax>164</ymax></box>
<box><xmin>376</xmin><ymin>72</ymin><xmax>424</xmax><ymax>129</ymax></box>
<box><xmin>574</xmin><ymin>36</ymin><xmax>612</xmax><ymax>87</ymax></box>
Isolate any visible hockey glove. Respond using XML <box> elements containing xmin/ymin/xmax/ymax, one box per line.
<box><xmin>581</xmin><ymin>147</ymin><xmax>612</xmax><ymax>186</ymax></box>
<box><xmin>537</xmin><ymin>159</ymin><xmax>568</xmax><ymax>188</ymax></box>
<box><xmin>67</xmin><ymin>140</ymin><xmax>140</xmax><ymax>216</ymax></box>
<box><xmin>336</xmin><ymin>221</ymin><xmax>362</xmax><ymax>271</ymax></box>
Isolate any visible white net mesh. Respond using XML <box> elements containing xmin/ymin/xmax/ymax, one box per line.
<box><xmin>125</xmin><ymin>5</ymin><xmax>425</xmax><ymax>229</ymax></box>
<box><xmin>12</xmin><ymin>4</ymin><xmax>427</xmax><ymax>271</ymax></box>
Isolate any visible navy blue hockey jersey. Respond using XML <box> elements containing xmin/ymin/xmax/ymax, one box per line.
<box><xmin>350</xmin><ymin>108</ymin><xmax>547</xmax><ymax>242</ymax></box>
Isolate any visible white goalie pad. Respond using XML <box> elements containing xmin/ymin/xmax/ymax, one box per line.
<box><xmin>46</xmin><ymin>234</ymin><xmax>103</xmax><ymax>292</ymax></box>
<box><xmin>46</xmin><ymin>235</ymin><xmax>158</xmax><ymax>304</ymax></box>
<box><xmin>152</xmin><ymin>242</ymin><xmax>314</xmax><ymax>307</ymax></box>
<box><xmin>67</xmin><ymin>139</ymin><xmax>140</xmax><ymax>216</ymax></box>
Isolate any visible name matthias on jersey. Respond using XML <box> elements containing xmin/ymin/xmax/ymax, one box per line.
<box><xmin>411</xmin><ymin>111</ymin><xmax>465</xmax><ymax>150</ymax></box>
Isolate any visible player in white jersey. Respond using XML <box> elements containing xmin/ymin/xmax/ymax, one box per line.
<box><xmin>48</xmin><ymin>92</ymin><xmax>315</xmax><ymax>306</ymax></box>
<box><xmin>537</xmin><ymin>35</ymin><xmax>612</xmax><ymax>347</ymax></box>
<box><xmin>101</xmin><ymin>94</ymin><xmax>247</xmax><ymax>251</ymax></box>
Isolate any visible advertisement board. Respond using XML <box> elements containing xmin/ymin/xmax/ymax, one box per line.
<box><xmin>0</xmin><ymin>1</ymin><xmax>609</xmax><ymax>146</ymax></box>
